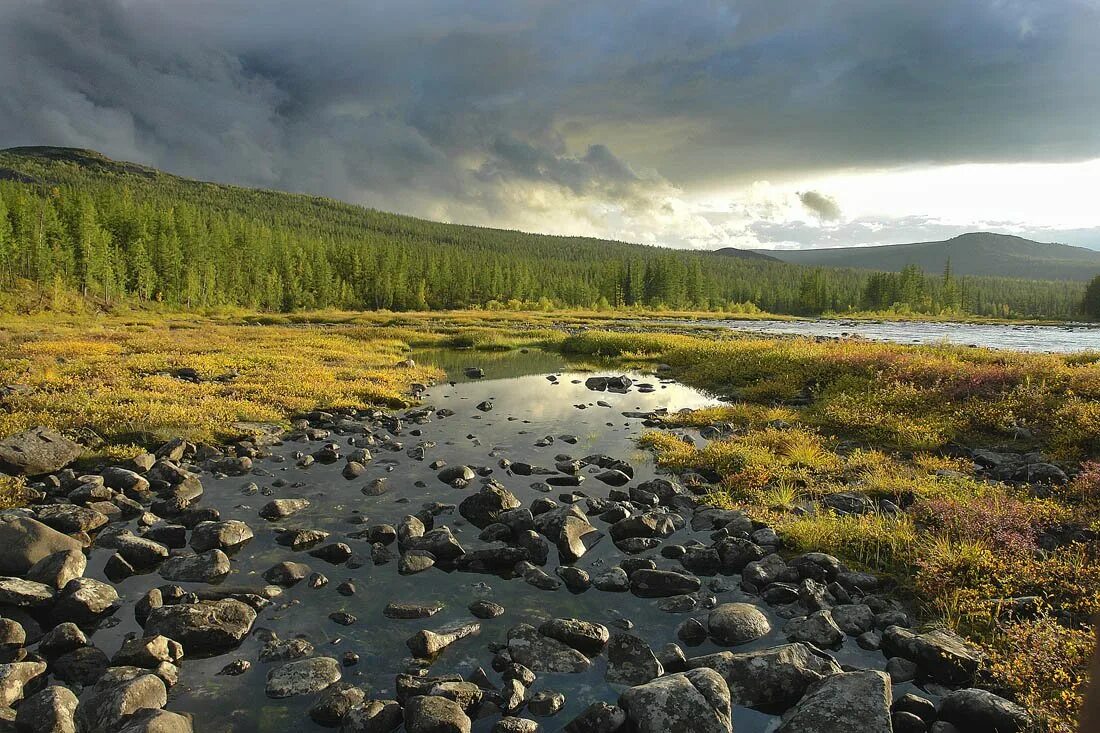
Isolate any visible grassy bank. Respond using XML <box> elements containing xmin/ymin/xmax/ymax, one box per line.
<box><xmin>562</xmin><ymin>329</ymin><xmax>1100</xmax><ymax>732</ymax></box>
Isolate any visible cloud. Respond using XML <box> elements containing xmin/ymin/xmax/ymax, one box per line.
<box><xmin>0</xmin><ymin>0</ymin><xmax>1097</xmax><ymax>249</ymax></box>
<box><xmin>798</xmin><ymin>191</ymin><xmax>842</xmax><ymax>221</ymax></box>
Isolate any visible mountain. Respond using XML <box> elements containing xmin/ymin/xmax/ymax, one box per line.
<box><xmin>0</xmin><ymin>147</ymin><xmax>1085</xmax><ymax>318</ymax></box>
<box><xmin>714</xmin><ymin>247</ymin><xmax>780</xmax><ymax>262</ymax></box>
<box><xmin>762</xmin><ymin>232</ymin><xmax>1100</xmax><ymax>281</ymax></box>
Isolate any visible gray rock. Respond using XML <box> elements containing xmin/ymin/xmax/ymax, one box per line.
<box><xmin>15</xmin><ymin>684</ymin><xmax>78</xmax><ymax>733</ymax></box>
<box><xmin>52</xmin><ymin>646</ymin><xmax>110</xmax><ymax>686</ymax></box>
<box><xmin>775</xmin><ymin>670</ymin><xmax>891</xmax><ymax>733</ymax></box>
<box><xmin>563</xmin><ymin>702</ymin><xmax>626</xmax><ymax>732</ymax></box>
<box><xmin>492</xmin><ymin>717</ymin><xmax>538</xmax><ymax>733</ymax></box>
<box><xmin>310</xmin><ymin>684</ymin><xmax>367</xmax><ymax>726</ymax></box>
<box><xmin>265</xmin><ymin>656</ymin><xmax>341</xmax><ymax>698</ymax></box>
<box><xmin>0</xmin><ymin>516</ymin><xmax>82</xmax><ymax>576</ymax></box>
<box><xmin>606</xmin><ymin>633</ymin><xmax>663</xmax><ymax>686</ymax></box>
<box><xmin>784</xmin><ymin>610</ymin><xmax>843</xmax><ymax>648</ymax></box>
<box><xmin>938</xmin><ymin>688</ymin><xmax>1032</xmax><ymax>733</ymax></box>
<box><xmin>259</xmin><ymin>498</ymin><xmax>310</xmax><ymax>520</ymax></box>
<box><xmin>143</xmin><ymin>599</ymin><xmax>256</xmax><ymax>653</ymax></box>
<box><xmin>159</xmin><ymin>550</ymin><xmax>230</xmax><ymax>583</ymax></box>
<box><xmin>538</xmin><ymin>618</ymin><xmax>609</xmax><ymax>657</ymax></box>
<box><xmin>26</xmin><ymin>549</ymin><xmax>86</xmax><ymax>590</ymax></box>
<box><xmin>707</xmin><ymin>603</ymin><xmax>771</xmax><ymax>645</ymax></box>
<box><xmin>189</xmin><ymin>520</ymin><xmax>253</xmax><ymax>552</ymax></box>
<box><xmin>262</xmin><ymin>560</ymin><xmax>311</xmax><ymax>586</ymax></box>
<box><xmin>52</xmin><ymin>578</ymin><xmax>118</xmax><ymax>625</ymax></box>
<box><xmin>687</xmin><ymin>642</ymin><xmax>843</xmax><ymax>709</ymax></box>
<box><xmin>403</xmin><ymin>695</ymin><xmax>471</xmax><ymax>733</ymax></box>
<box><xmin>830</xmin><ymin>603</ymin><xmax>874</xmax><ymax>635</ymax></box>
<box><xmin>36</xmin><ymin>504</ymin><xmax>108</xmax><ymax>534</ymax></box>
<box><xmin>112</xmin><ymin>635</ymin><xmax>184</xmax><ymax>669</ymax></box>
<box><xmin>507</xmin><ymin>623</ymin><xmax>591</xmax><ymax>673</ymax></box>
<box><xmin>0</xmin><ymin>661</ymin><xmax>46</xmax><ymax>707</ymax></box>
<box><xmin>630</xmin><ymin>569</ymin><xmax>701</xmax><ymax>598</ymax></box>
<box><xmin>458</xmin><ymin>485</ymin><xmax>521</xmax><ymax>529</ymax></box>
<box><xmin>406</xmin><ymin>623</ymin><xmax>480</xmax><ymax>658</ymax></box>
<box><xmin>114</xmin><ymin>533</ymin><xmax>170</xmax><ymax>570</ymax></box>
<box><xmin>38</xmin><ymin>622</ymin><xmax>86</xmax><ymax>659</ymax></box>
<box><xmin>528</xmin><ymin>690</ymin><xmax>565</xmax><ymax>716</ymax></box>
<box><xmin>881</xmin><ymin>626</ymin><xmax>983</xmax><ymax>684</ymax></box>
<box><xmin>0</xmin><ymin>577</ymin><xmax>54</xmax><ymax>608</ymax></box>
<box><xmin>114</xmin><ymin>708</ymin><xmax>194</xmax><ymax>733</ymax></box>
<box><xmin>619</xmin><ymin>668</ymin><xmax>732</xmax><ymax>733</ymax></box>
<box><xmin>341</xmin><ymin>699</ymin><xmax>403</xmax><ymax>733</ymax></box>
<box><xmin>0</xmin><ymin>427</ymin><xmax>81</xmax><ymax>476</ymax></box>
<box><xmin>592</xmin><ymin>567</ymin><xmax>629</xmax><ymax>592</ymax></box>
<box><xmin>73</xmin><ymin>667</ymin><xmax>168</xmax><ymax>733</ymax></box>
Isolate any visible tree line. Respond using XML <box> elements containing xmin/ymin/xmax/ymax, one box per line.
<box><xmin>0</xmin><ymin>150</ymin><xmax>1087</xmax><ymax>318</ymax></box>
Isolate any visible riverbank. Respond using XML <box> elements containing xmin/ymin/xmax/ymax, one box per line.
<box><xmin>0</xmin><ymin>313</ymin><xmax>1096</xmax><ymax>731</ymax></box>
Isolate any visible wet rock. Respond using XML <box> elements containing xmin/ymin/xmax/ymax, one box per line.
<box><xmin>259</xmin><ymin>498</ymin><xmax>310</xmax><ymax>520</ymax></box>
<box><xmin>557</xmin><ymin>566</ymin><xmax>591</xmax><ymax>592</ymax></box>
<box><xmin>707</xmin><ymin>603</ymin><xmax>771</xmax><ymax>645</ymax></box>
<box><xmin>0</xmin><ymin>516</ymin><xmax>82</xmax><ymax>576</ymax></box>
<box><xmin>36</xmin><ymin>504</ymin><xmax>109</xmax><ymax>534</ymax></box>
<box><xmin>783</xmin><ymin>610</ymin><xmax>843</xmax><ymax>648</ymax></box>
<box><xmin>886</xmin><ymin>656</ymin><xmax>918</xmax><ymax>683</ymax></box>
<box><xmin>404</xmin><ymin>695</ymin><xmax>471</xmax><ymax>733</ymax></box>
<box><xmin>507</xmin><ymin>624</ymin><xmax>591</xmax><ymax>673</ymax></box>
<box><xmin>563</xmin><ymin>701</ymin><xmax>627</xmax><ymax>733</ymax></box>
<box><xmin>400</xmin><ymin>551</ymin><xmax>436</xmax><ymax>575</ymax></box>
<box><xmin>114</xmin><ymin>533</ymin><xmax>170</xmax><ymax>570</ymax></box>
<box><xmin>468</xmin><ymin>600</ymin><xmax>504</xmax><ymax>619</ymax></box>
<box><xmin>263</xmin><ymin>561</ymin><xmax>311</xmax><ymax>586</ymax></box>
<box><xmin>830</xmin><ymin>603</ymin><xmax>874</xmax><ymax>635</ymax></box>
<box><xmin>342</xmin><ymin>699</ymin><xmax>403</xmax><ymax>732</ymax></box>
<box><xmin>276</xmin><ymin>528</ymin><xmax>329</xmax><ymax>550</ymax></box>
<box><xmin>0</xmin><ymin>660</ymin><xmax>46</xmax><ymax>707</ymax></box>
<box><xmin>492</xmin><ymin>717</ymin><xmax>537</xmax><ymax>733</ymax></box>
<box><xmin>528</xmin><ymin>690</ymin><xmax>565</xmax><ymax>716</ymax></box>
<box><xmin>608</xmin><ymin>513</ymin><xmax>677</xmax><ymax>543</ymax></box>
<box><xmin>606</xmin><ymin>633</ymin><xmax>663</xmax><ymax>686</ymax></box>
<box><xmin>687</xmin><ymin>642</ymin><xmax>843</xmax><ymax>709</ymax></box>
<box><xmin>115</xmin><ymin>708</ymin><xmax>194</xmax><ymax>733</ymax></box>
<box><xmin>26</xmin><ymin>549</ymin><xmax>86</xmax><ymax>590</ymax></box>
<box><xmin>53</xmin><ymin>578</ymin><xmax>118</xmax><ymax>625</ymax></box>
<box><xmin>52</xmin><ymin>646</ymin><xmax>110</xmax><ymax>686</ymax></box>
<box><xmin>775</xmin><ymin>670</ymin><xmax>891</xmax><ymax>733</ymax></box>
<box><xmin>385</xmin><ymin>602</ymin><xmax>443</xmax><ymax>620</ymax></box>
<box><xmin>38</xmin><ymin>622</ymin><xmax>86</xmax><ymax>659</ymax></box>
<box><xmin>0</xmin><ymin>577</ymin><xmax>54</xmax><ymax>608</ymax></box>
<box><xmin>538</xmin><ymin>619</ymin><xmax>609</xmax><ymax>657</ymax></box>
<box><xmin>73</xmin><ymin>668</ymin><xmax>168</xmax><ymax>733</ymax></box>
<box><xmin>15</xmin><ymin>684</ymin><xmax>78</xmax><ymax>733</ymax></box>
<box><xmin>458</xmin><ymin>485</ymin><xmax>521</xmax><ymax>529</ymax></box>
<box><xmin>437</xmin><ymin>466</ymin><xmax>475</xmax><ymax>485</ymax></box>
<box><xmin>741</xmin><ymin>554</ymin><xmax>787</xmax><ymax>587</ymax></box>
<box><xmin>310</xmin><ymin>683</ymin><xmax>367</xmax><ymax>726</ymax></box>
<box><xmin>592</xmin><ymin>567</ymin><xmax>629</xmax><ymax>592</ymax></box>
<box><xmin>265</xmin><ymin>656</ymin><xmax>341</xmax><ymax>698</ymax></box>
<box><xmin>310</xmin><ymin>542</ymin><xmax>354</xmax><ymax>564</ymax></box>
<box><xmin>144</xmin><ymin>599</ymin><xmax>256</xmax><ymax>653</ymax></box>
<box><xmin>217</xmin><ymin>659</ymin><xmax>250</xmax><ymax>676</ymax></box>
<box><xmin>406</xmin><ymin>623</ymin><xmax>480</xmax><ymax>658</ymax></box>
<box><xmin>881</xmin><ymin>626</ymin><xmax>983</xmax><ymax>684</ymax></box>
<box><xmin>618</xmin><ymin>668</ymin><xmax>732</xmax><ymax>733</ymax></box>
<box><xmin>112</xmin><ymin>635</ymin><xmax>184</xmax><ymax>668</ymax></box>
<box><xmin>938</xmin><ymin>688</ymin><xmax>1032</xmax><ymax>733</ymax></box>
<box><xmin>259</xmin><ymin>636</ymin><xmax>315</xmax><ymax>662</ymax></box>
<box><xmin>189</xmin><ymin>520</ymin><xmax>253</xmax><ymax>552</ymax></box>
<box><xmin>629</xmin><ymin>569</ymin><xmax>701</xmax><ymax>598</ymax></box>
<box><xmin>159</xmin><ymin>550</ymin><xmax>230</xmax><ymax>583</ymax></box>
<box><xmin>893</xmin><ymin>692</ymin><xmax>937</xmax><ymax>723</ymax></box>
<box><xmin>0</xmin><ymin>427</ymin><xmax>82</xmax><ymax>476</ymax></box>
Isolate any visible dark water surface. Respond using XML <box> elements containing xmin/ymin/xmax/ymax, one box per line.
<box><xmin>80</xmin><ymin>349</ymin><xmax>906</xmax><ymax>731</ymax></box>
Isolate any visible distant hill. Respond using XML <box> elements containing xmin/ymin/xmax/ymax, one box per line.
<box><xmin>762</xmin><ymin>232</ymin><xmax>1100</xmax><ymax>281</ymax></box>
<box><xmin>714</xmin><ymin>247</ymin><xmax>780</xmax><ymax>262</ymax></box>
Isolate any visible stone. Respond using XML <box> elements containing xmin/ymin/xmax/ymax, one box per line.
<box><xmin>114</xmin><ymin>533</ymin><xmax>170</xmax><ymax>570</ymax></box>
<box><xmin>15</xmin><ymin>684</ymin><xmax>78</xmax><ymax>733</ymax></box>
<box><xmin>158</xmin><ymin>550</ymin><xmax>230</xmax><ymax>583</ymax></box>
<box><xmin>468</xmin><ymin>600</ymin><xmax>504</xmax><ymax>619</ymax></box>
<box><xmin>618</xmin><ymin>668</ymin><xmax>732</xmax><ymax>733</ymax></box>
<box><xmin>0</xmin><ymin>427</ymin><xmax>81</xmax><ymax>476</ymax></box>
<box><xmin>0</xmin><ymin>516</ymin><xmax>82</xmax><ymax>576</ymax></box>
<box><xmin>938</xmin><ymin>688</ymin><xmax>1032</xmax><ymax>733</ymax></box>
<box><xmin>538</xmin><ymin>618</ymin><xmax>609</xmax><ymax>657</ymax></box>
<box><xmin>606</xmin><ymin>633</ymin><xmax>663</xmax><ymax>686</ymax></box>
<box><xmin>507</xmin><ymin>623</ymin><xmax>591</xmax><ymax>673</ymax></box>
<box><xmin>630</xmin><ymin>569</ymin><xmax>701</xmax><ymax>598</ymax></box>
<box><xmin>263</xmin><ymin>561</ymin><xmax>311</xmax><ymax>586</ymax></box>
<box><xmin>114</xmin><ymin>708</ymin><xmax>194</xmax><ymax>733</ymax></box>
<box><xmin>400</xmin><ymin>551</ymin><xmax>436</xmax><ymax>575</ymax></box>
<box><xmin>527</xmin><ymin>690</ymin><xmax>565</xmax><ymax>716</ymax></box>
<box><xmin>143</xmin><ymin>599</ymin><xmax>256</xmax><ymax>653</ymax></box>
<box><xmin>38</xmin><ymin>622</ymin><xmax>86</xmax><ymax>659</ymax></box>
<box><xmin>458</xmin><ymin>485</ymin><xmax>521</xmax><ymax>529</ymax></box>
<box><xmin>707</xmin><ymin>603</ymin><xmax>771</xmax><ymax>645</ymax></box>
<box><xmin>265</xmin><ymin>656</ymin><xmax>341</xmax><ymax>698</ymax></box>
<box><xmin>342</xmin><ymin>699</ymin><xmax>403</xmax><ymax>733</ymax></box>
<box><xmin>53</xmin><ymin>578</ymin><xmax>118</xmax><ymax>625</ymax></box>
<box><xmin>886</xmin><ymin>656</ymin><xmax>919</xmax><ymax>683</ymax></box>
<box><xmin>406</xmin><ymin>623</ymin><xmax>480</xmax><ymax>658</ymax></box>
<box><xmin>830</xmin><ymin>603</ymin><xmax>874</xmax><ymax>635</ymax></box>
<box><xmin>881</xmin><ymin>626</ymin><xmax>983</xmax><ymax>685</ymax></box>
<box><xmin>403</xmin><ymin>695</ymin><xmax>471</xmax><ymax>733</ymax></box>
<box><xmin>557</xmin><ymin>514</ymin><xmax>598</xmax><ymax>562</ymax></box>
<box><xmin>309</xmin><ymin>683</ymin><xmax>367</xmax><ymax>726</ymax></box>
<box><xmin>784</xmin><ymin>610</ymin><xmax>844</xmax><ymax>648</ymax></box>
<box><xmin>189</xmin><ymin>520</ymin><xmax>253</xmax><ymax>552</ymax></box>
<box><xmin>112</xmin><ymin>635</ymin><xmax>184</xmax><ymax>668</ymax></box>
<box><xmin>0</xmin><ymin>577</ymin><xmax>54</xmax><ymax>608</ymax></box>
<box><xmin>36</xmin><ymin>504</ymin><xmax>109</xmax><ymax>534</ymax></box>
<box><xmin>687</xmin><ymin>642</ymin><xmax>843</xmax><ymax>709</ymax></box>
<box><xmin>742</xmin><ymin>554</ymin><xmax>787</xmax><ymax>587</ymax></box>
<box><xmin>492</xmin><ymin>717</ymin><xmax>538</xmax><ymax>733</ymax></box>
<box><xmin>259</xmin><ymin>498</ymin><xmax>310</xmax><ymax>520</ymax></box>
<box><xmin>775</xmin><ymin>670</ymin><xmax>891</xmax><ymax>733</ymax></box>
<box><xmin>73</xmin><ymin>668</ymin><xmax>168</xmax><ymax>733</ymax></box>
<box><xmin>51</xmin><ymin>646</ymin><xmax>110</xmax><ymax>686</ymax></box>
<box><xmin>893</xmin><ymin>692</ymin><xmax>937</xmax><ymax>723</ymax></box>
<box><xmin>26</xmin><ymin>550</ymin><xmax>86</xmax><ymax>590</ymax></box>
<box><xmin>0</xmin><ymin>661</ymin><xmax>46</xmax><ymax>707</ymax></box>
<box><xmin>592</xmin><ymin>568</ymin><xmax>630</xmax><ymax>592</ymax></box>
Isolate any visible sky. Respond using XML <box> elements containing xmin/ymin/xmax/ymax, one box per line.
<box><xmin>1</xmin><ymin>0</ymin><xmax>1098</xmax><ymax>251</ymax></box>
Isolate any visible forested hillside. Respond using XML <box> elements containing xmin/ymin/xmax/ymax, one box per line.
<box><xmin>0</xmin><ymin>147</ymin><xmax>1086</xmax><ymax>318</ymax></box>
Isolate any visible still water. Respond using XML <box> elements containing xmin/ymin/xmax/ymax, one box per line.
<box><xmin>81</xmin><ymin>349</ymin><xmax>907</xmax><ymax>731</ymax></box>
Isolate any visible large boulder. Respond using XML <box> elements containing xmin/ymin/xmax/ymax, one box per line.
<box><xmin>403</xmin><ymin>695</ymin><xmax>471</xmax><ymax>733</ymax></box>
<box><xmin>619</xmin><ymin>668</ymin><xmax>732</xmax><ymax>733</ymax></box>
<box><xmin>687</xmin><ymin>642</ymin><xmax>843</xmax><ymax>710</ymax></box>
<box><xmin>881</xmin><ymin>626</ymin><xmax>983</xmax><ymax>685</ymax></box>
<box><xmin>0</xmin><ymin>427</ymin><xmax>82</xmax><ymax>476</ymax></box>
<box><xmin>506</xmin><ymin>623</ymin><xmax>591</xmax><ymax>674</ymax></box>
<box><xmin>115</xmin><ymin>708</ymin><xmax>194</xmax><ymax>733</ymax></box>
<box><xmin>938</xmin><ymin>688</ymin><xmax>1032</xmax><ymax>733</ymax></box>
<box><xmin>143</xmin><ymin>599</ymin><xmax>256</xmax><ymax>654</ymax></box>
<box><xmin>458</xmin><ymin>485</ymin><xmax>521</xmax><ymax>529</ymax></box>
<box><xmin>707</xmin><ymin>603</ymin><xmax>771</xmax><ymax>645</ymax></box>
<box><xmin>0</xmin><ymin>516</ymin><xmax>83</xmax><ymax>576</ymax></box>
<box><xmin>14</xmin><ymin>684</ymin><xmax>78</xmax><ymax>732</ymax></box>
<box><xmin>265</xmin><ymin>656</ymin><xmax>341</xmax><ymax>698</ymax></box>
<box><xmin>0</xmin><ymin>660</ymin><xmax>47</xmax><ymax>707</ymax></box>
<box><xmin>73</xmin><ymin>667</ymin><xmax>168</xmax><ymax>733</ymax></box>
<box><xmin>775</xmin><ymin>670</ymin><xmax>891</xmax><ymax>733</ymax></box>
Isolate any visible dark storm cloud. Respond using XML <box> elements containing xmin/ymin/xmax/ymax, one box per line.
<box><xmin>0</xmin><ymin>0</ymin><xmax>1097</xmax><ymax>231</ymax></box>
<box><xmin>798</xmin><ymin>191</ymin><xmax>841</xmax><ymax>221</ymax></box>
